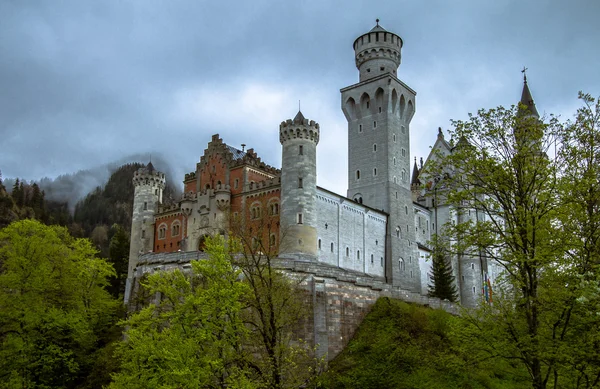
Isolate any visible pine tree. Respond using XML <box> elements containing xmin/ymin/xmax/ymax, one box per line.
<box><xmin>428</xmin><ymin>243</ymin><xmax>458</xmax><ymax>302</ymax></box>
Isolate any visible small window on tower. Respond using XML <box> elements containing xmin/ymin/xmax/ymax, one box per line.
<box><xmin>357</xmin><ymin>250</ymin><xmax>360</xmax><ymax>260</ymax></box>
<box><xmin>373</xmin><ymin>168</ymin><xmax>377</xmax><ymax>176</ymax></box>
<box><xmin>346</xmin><ymin>247</ymin><xmax>349</xmax><ymax>256</ymax></box>
<box><xmin>356</xmin><ymin>170</ymin><xmax>361</xmax><ymax>180</ymax></box>
<box><xmin>359</xmin><ymin>124</ymin><xmax>363</xmax><ymax>133</ymax></box>
<box><xmin>373</xmin><ymin>144</ymin><xmax>377</xmax><ymax>152</ymax></box>
<box><xmin>141</xmin><ymin>230</ymin><xmax>145</xmax><ymax>239</ymax></box>
<box><xmin>143</xmin><ymin>202</ymin><xmax>148</xmax><ymax>210</ymax></box>
<box><xmin>299</xmin><ymin>145</ymin><xmax>303</xmax><ymax>155</ymax></box>
<box><xmin>298</xmin><ymin>177</ymin><xmax>303</xmax><ymax>188</ymax></box>
<box><xmin>298</xmin><ymin>213</ymin><xmax>303</xmax><ymax>224</ymax></box>
<box><xmin>366</xmin><ymin>101</ymin><xmax>370</xmax><ymax>108</ymax></box>
<box><xmin>378</xmin><ymin>107</ymin><xmax>382</xmax><ymax>113</ymax></box>
<box><xmin>371</xmin><ymin>254</ymin><xmax>374</xmax><ymax>264</ymax></box>
<box><xmin>318</xmin><ymin>239</ymin><xmax>321</xmax><ymax>250</ymax></box>
<box><xmin>155</xmin><ymin>189</ymin><xmax>158</xmax><ymax>195</ymax></box>
<box><xmin>393</xmin><ymin>134</ymin><xmax>396</xmax><ymax>142</ymax></box>
<box><xmin>401</xmin><ymin>126</ymin><xmax>406</xmax><ymax>134</ymax></box>
<box><xmin>234</xmin><ymin>178</ymin><xmax>239</xmax><ymax>189</ymax></box>
<box><xmin>331</xmin><ymin>242</ymin><xmax>334</xmax><ymax>252</ymax></box>
<box><xmin>373</xmin><ymin>121</ymin><xmax>377</xmax><ymax>129</ymax></box>
<box><xmin>380</xmin><ymin>66</ymin><xmax>384</xmax><ymax>71</ymax></box>
<box><xmin>402</xmin><ymin>148</ymin><xmax>406</xmax><ymax>157</ymax></box>
<box><xmin>367</xmin><ymin>68</ymin><xmax>371</xmax><ymax>73</ymax></box>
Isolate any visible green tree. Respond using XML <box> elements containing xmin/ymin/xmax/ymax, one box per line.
<box><xmin>0</xmin><ymin>219</ymin><xmax>119</xmax><ymax>388</ymax></box>
<box><xmin>230</xmin><ymin>201</ymin><xmax>320</xmax><ymax>389</ymax></box>
<box><xmin>107</xmin><ymin>224</ymin><xmax>130</xmax><ymax>298</ymax></box>
<box><xmin>428</xmin><ymin>237</ymin><xmax>458</xmax><ymax>302</ymax></box>
<box><xmin>431</xmin><ymin>96</ymin><xmax>600</xmax><ymax>388</ymax></box>
<box><xmin>111</xmin><ymin>235</ymin><xmax>257</xmax><ymax>389</ymax></box>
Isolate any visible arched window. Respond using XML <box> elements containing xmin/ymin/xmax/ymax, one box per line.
<box><xmin>373</xmin><ymin>144</ymin><xmax>377</xmax><ymax>152</ymax></box>
<box><xmin>346</xmin><ymin>247</ymin><xmax>349</xmax><ymax>257</ymax></box>
<box><xmin>318</xmin><ymin>239</ymin><xmax>322</xmax><ymax>250</ymax></box>
<box><xmin>371</xmin><ymin>254</ymin><xmax>374</xmax><ymax>264</ymax></box>
<box><xmin>251</xmin><ymin>202</ymin><xmax>261</xmax><ymax>219</ymax></box>
<box><xmin>356</xmin><ymin>170</ymin><xmax>361</xmax><ymax>180</ymax></box>
<box><xmin>357</xmin><ymin>250</ymin><xmax>360</xmax><ymax>260</ymax></box>
<box><xmin>171</xmin><ymin>221</ymin><xmax>181</xmax><ymax>237</ymax></box>
<box><xmin>396</xmin><ymin>226</ymin><xmax>401</xmax><ymax>238</ymax></box>
<box><xmin>373</xmin><ymin>168</ymin><xmax>377</xmax><ymax>176</ymax></box>
<box><xmin>269</xmin><ymin>202</ymin><xmax>279</xmax><ymax>215</ymax></box>
<box><xmin>158</xmin><ymin>223</ymin><xmax>167</xmax><ymax>240</ymax></box>
<box><xmin>331</xmin><ymin>242</ymin><xmax>334</xmax><ymax>252</ymax></box>
<box><xmin>399</xmin><ymin>258</ymin><xmax>405</xmax><ymax>271</ymax></box>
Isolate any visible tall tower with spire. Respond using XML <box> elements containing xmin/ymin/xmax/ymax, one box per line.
<box><xmin>279</xmin><ymin>111</ymin><xmax>320</xmax><ymax>258</ymax></box>
<box><xmin>341</xmin><ymin>20</ymin><xmax>420</xmax><ymax>291</ymax></box>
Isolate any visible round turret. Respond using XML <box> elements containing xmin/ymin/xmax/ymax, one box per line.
<box><xmin>279</xmin><ymin>111</ymin><xmax>319</xmax><ymax>259</ymax></box>
<box><xmin>125</xmin><ymin>162</ymin><xmax>166</xmax><ymax>304</ymax></box>
<box><xmin>353</xmin><ymin>20</ymin><xmax>403</xmax><ymax>82</ymax></box>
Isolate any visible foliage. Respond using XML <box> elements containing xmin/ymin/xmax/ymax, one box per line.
<box><xmin>428</xmin><ymin>236</ymin><xmax>459</xmax><ymax>302</ymax></box>
<box><xmin>319</xmin><ymin>297</ymin><xmax>529</xmax><ymax>389</ymax></box>
<box><xmin>110</xmin><ymin>235</ymin><xmax>258</xmax><ymax>388</ymax></box>
<box><xmin>107</xmin><ymin>224</ymin><xmax>130</xmax><ymax>298</ymax></box>
<box><xmin>230</xmin><ymin>200</ymin><xmax>321</xmax><ymax>388</ymax></box>
<box><xmin>427</xmin><ymin>94</ymin><xmax>600</xmax><ymax>388</ymax></box>
<box><xmin>0</xmin><ymin>219</ymin><xmax>120</xmax><ymax>389</ymax></box>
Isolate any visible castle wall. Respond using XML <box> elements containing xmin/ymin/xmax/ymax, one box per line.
<box><xmin>153</xmin><ymin>211</ymin><xmax>185</xmax><ymax>253</ymax></box>
<box><xmin>315</xmin><ymin>188</ymin><xmax>386</xmax><ymax>278</ymax></box>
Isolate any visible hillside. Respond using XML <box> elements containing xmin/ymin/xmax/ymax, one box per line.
<box><xmin>318</xmin><ymin>298</ymin><xmax>529</xmax><ymax>389</ymax></box>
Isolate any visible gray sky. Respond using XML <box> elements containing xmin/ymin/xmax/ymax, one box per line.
<box><xmin>1</xmin><ymin>0</ymin><xmax>599</xmax><ymax>197</ymax></box>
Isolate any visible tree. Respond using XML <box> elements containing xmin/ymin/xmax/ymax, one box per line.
<box><xmin>431</xmin><ymin>95</ymin><xmax>600</xmax><ymax>389</ymax></box>
<box><xmin>110</xmin><ymin>235</ymin><xmax>257</xmax><ymax>388</ymax></box>
<box><xmin>107</xmin><ymin>224</ymin><xmax>130</xmax><ymax>298</ymax></box>
<box><xmin>429</xmin><ymin>102</ymin><xmax>562</xmax><ymax>389</ymax></box>
<box><xmin>229</xmin><ymin>200</ymin><xmax>321</xmax><ymax>389</ymax></box>
<box><xmin>0</xmin><ymin>219</ymin><xmax>119</xmax><ymax>388</ymax></box>
<box><xmin>428</xmin><ymin>236</ymin><xmax>459</xmax><ymax>302</ymax></box>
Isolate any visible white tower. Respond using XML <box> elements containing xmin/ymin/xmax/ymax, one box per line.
<box><xmin>124</xmin><ymin>162</ymin><xmax>165</xmax><ymax>304</ymax></box>
<box><xmin>279</xmin><ymin>111</ymin><xmax>320</xmax><ymax>259</ymax></box>
<box><xmin>341</xmin><ymin>21</ymin><xmax>420</xmax><ymax>291</ymax></box>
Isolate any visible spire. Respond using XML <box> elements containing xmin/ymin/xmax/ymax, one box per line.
<box><xmin>293</xmin><ymin>110</ymin><xmax>306</xmax><ymax>124</ymax></box>
<box><xmin>411</xmin><ymin>157</ymin><xmax>420</xmax><ymax>186</ymax></box>
<box><xmin>146</xmin><ymin>161</ymin><xmax>155</xmax><ymax>172</ymax></box>
<box><xmin>519</xmin><ymin>68</ymin><xmax>539</xmax><ymax>118</ymax></box>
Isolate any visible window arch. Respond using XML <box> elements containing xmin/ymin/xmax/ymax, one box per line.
<box><xmin>158</xmin><ymin>223</ymin><xmax>167</xmax><ymax>240</ymax></box>
<box><xmin>399</xmin><ymin>257</ymin><xmax>405</xmax><ymax>271</ymax></box>
<box><xmin>251</xmin><ymin>202</ymin><xmax>261</xmax><ymax>219</ymax></box>
<box><xmin>171</xmin><ymin>220</ymin><xmax>181</xmax><ymax>237</ymax></box>
<box><xmin>269</xmin><ymin>200</ymin><xmax>279</xmax><ymax>216</ymax></box>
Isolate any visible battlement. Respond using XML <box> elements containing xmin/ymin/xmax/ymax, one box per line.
<box><xmin>133</xmin><ymin>166</ymin><xmax>166</xmax><ymax>187</ymax></box>
<box><xmin>279</xmin><ymin>117</ymin><xmax>320</xmax><ymax>145</ymax></box>
<box><xmin>184</xmin><ymin>171</ymin><xmax>196</xmax><ymax>181</ymax></box>
<box><xmin>352</xmin><ymin>23</ymin><xmax>402</xmax><ymax>82</ymax></box>
<box><xmin>246</xmin><ymin>176</ymin><xmax>281</xmax><ymax>194</ymax></box>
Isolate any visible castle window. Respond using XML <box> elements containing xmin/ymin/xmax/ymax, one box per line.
<box><xmin>158</xmin><ymin>224</ymin><xmax>167</xmax><ymax>240</ymax></box>
<box><xmin>381</xmin><ymin>257</ymin><xmax>384</xmax><ymax>266</ymax></box>
<box><xmin>270</xmin><ymin>234</ymin><xmax>276</xmax><ymax>247</ymax></box>
<box><xmin>318</xmin><ymin>239</ymin><xmax>322</xmax><ymax>250</ymax></box>
<box><xmin>143</xmin><ymin>202</ymin><xmax>148</xmax><ymax>210</ymax></box>
<box><xmin>299</xmin><ymin>145</ymin><xmax>303</xmax><ymax>155</ymax></box>
<box><xmin>356</xmin><ymin>170</ymin><xmax>361</xmax><ymax>180</ymax></box>
<box><xmin>378</xmin><ymin>106</ymin><xmax>382</xmax><ymax>113</ymax></box>
<box><xmin>366</xmin><ymin>101</ymin><xmax>370</xmax><ymax>108</ymax></box>
<box><xmin>373</xmin><ymin>144</ymin><xmax>377</xmax><ymax>152</ymax></box>
<box><xmin>473</xmin><ymin>287</ymin><xmax>476</xmax><ymax>295</ymax></box>
<box><xmin>331</xmin><ymin>242</ymin><xmax>334</xmax><ymax>252</ymax></box>
<box><xmin>367</xmin><ymin>68</ymin><xmax>371</xmax><ymax>73</ymax></box>
<box><xmin>371</xmin><ymin>254</ymin><xmax>374</xmax><ymax>264</ymax></box>
<box><xmin>395</xmin><ymin>192</ymin><xmax>398</xmax><ymax>199</ymax></box>
<box><xmin>401</xmin><ymin>126</ymin><xmax>406</xmax><ymax>134</ymax></box>
<box><xmin>402</xmin><ymin>148</ymin><xmax>406</xmax><ymax>157</ymax></box>
<box><xmin>206</xmin><ymin>184</ymin><xmax>210</xmax><ymax>190</ymax></box>
<box><xmin>234</xmin><ymin>178</ymin><xmax>239</xmax><ymax>189</ymax></box>
<box><xmin>393</xmin><ymin>134</ymin><xmax>396</xmax><ymax>142</ymax></box>
<box><xmin>380</xmin><ymin>66</ymin><xmax>384</xmax><ymax>71</ymax></box>
<box><xmin>373</xmin><ymin>121</ymin><xmax>377</xmax><ymax>128</ymax></box>
<box><xmin>141</xmin><ymin>230</ymin><xmax>145</xmax><ymax>239</ymax></box>
<box><xmin>462</xmin><ymin>275</ymin><xmax>465</xmax><ymax>282</ymax></box>
<box><xmin>251</xmin><ymin>203</ymin><xmax>261</xmax><ymax>219</ymax></box>
<box><xmin>359</xmin><ymin>124</ymin><xmax>363</xmax><ymax>133</ymax></box>
<box><xmin>373</xmin><ymin>168</ymin><xmax>377</xmax><ymax>176</ymax></box>
<box><xmin>346</xmin><ymin>247</ymin><xmax>349</xmax><ymax>257</ymax></box>
<box><xmin>212</xmin><ymin>165</ymin><xmax>216</xmax><ymax>173</ymax></box>
<box><xmin>375</xmin><ymin>240</ymin><xmax>378</xmax><ymax>245</ymax></box>
<box><xmin>396</xmin><ymin>227</ymin><xmax>400</xmax><ymax>238</ymax></box>
<box><xmin>399</xmin><ymin>258</ymin><xmax>405</xmax><ymax>271</ymax></box>
<box><xmin>357</xmin><ymin>250</ymin><xmax>360</xmax><ymax>260</ymax></box>
<box><xmin>155</xmin><ymin>189</ymin><xmax>158</xmax><ymax>195</ymax></box>
<box><xmin>269</xmin><ymin>202</ymin><xmax>279</xmax><ymax>215</ymax></box>
<box><xmin>405</xmin><ymin>206</ymin><xmax>408</xmax><ymax>214</ymax></box>
<box><xmin>472</xmin><ymin>263</ymin><xmax>475</xmax><ymax>270</ymax></box>
<box><xmin>376</xmin><ymin>32</ymin><xmax>379</xmax><ymax>42</ymax></box>
<box><xmin>298</xmin><ymin>177</ymin><xmax>303</xmax><ymax>188</ymax></box>
<box><xmin>410</xmin><ymin>271</ymin><xmax>413</xmax><ymax>278</ymax></box>
<box><xmin>172</xmin><ymin>222</ymin><xmax>180</xmax><ymax>237</ymax></box>
<box><xmin>427</xmin><ymin>220</ymin><xmax>429</xmax><ymax>231</ymax></box>
<box><xmin>402</xmin><ymin>170</ymin><xmax>406</xmax><ymax>181</ymax></box>
<box><xmin>297</xmin><ymin>213</ymin><xmax>303</xmax><ymax>224</ymax></box>
<box><xmin>393</xmin><ymin>176</ymin><xmax>397</xmax><ymax>184</ymax></box>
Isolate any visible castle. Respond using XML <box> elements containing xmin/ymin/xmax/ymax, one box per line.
<box><xmin>125</xmin><ymin>22</ymin><xmax>536</xmax><ymax>342</ymax></box>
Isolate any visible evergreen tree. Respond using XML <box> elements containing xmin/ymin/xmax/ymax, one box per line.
<box><xmin>428</xmin><ymin>239</ymin><xmax>458</xmax><ymax>302</ymax></box>
<box><xmin>108</xmin><ymin>224</ymin><xmax>130</xmax><ymax>298</ymax></box>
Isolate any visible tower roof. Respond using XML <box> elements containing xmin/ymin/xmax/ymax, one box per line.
<box><xmin>146</xmin><ymin>161</ymin><xmax>155</xmax><ymax>172</ymax></box>
<box><xmin>519</xmin><ymin>75</ymin><xmax>539</xmax><ymax>118</ymax></box>
<box><xmin>293</xmin><ymin>110</ymin><xmax>306</xmax><ymax>124</ymax></box>
<box><xmin>411</xmin><ymin>158</ymin><xmax>420</xmax><ymax>186</ymax></box>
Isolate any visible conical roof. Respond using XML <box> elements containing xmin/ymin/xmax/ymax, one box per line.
<box><xmin>146</xmin><ymin>161</ymin><xmax>155</xmax><ymax>172</ymax></box>
<box><xmin>293</xmin><ymin>110</ymin><xmax>305</xmax><ymax>124</ymax></box>
<box><xmin>411</xmin><ymin>158</ymin><xmax>420</xmax><ymax>186</ymax></box>
<box><xmin>520</xmin><ymin>78</ymin><xmax>539</xmax><ymax>118</ymax></box>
